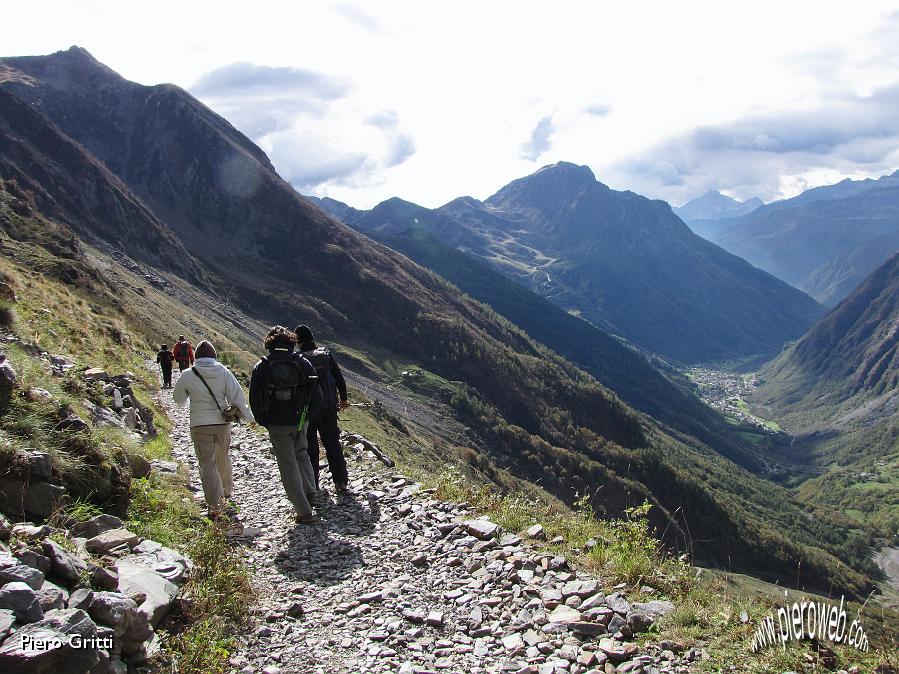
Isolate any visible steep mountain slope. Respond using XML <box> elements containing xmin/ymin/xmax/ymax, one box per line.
<box><xmin>675</xmin><ymin>190</ymin><xmax>763</xmax><ymax>223</ymax></box>
<box><xmin>342</xmin><ymin>163</ymin><xmax>822</xmax><ymax>363</ymax></box>
<box><xmin>0</xmin><ymin>47</ymin><xmax>878</xmax><ymax>595</ymax></box>
<box><xmin>699</xmin><ymin>172</ymin><xmax>899</xmax><ymax>305</ymax></box>
<box><xmin>753</xmin><ymin>252</ymin><xmax>899</xmax><ymax>535</ymax></box>
<box><xmin>0</xmin><ymin>86</ymin><xmax>202</xmax><ymax>282</ymax></box>
<box><xmin>756</xmin><ymin>250</ymin><xmax>899</xmax><ymax>419</ymax></box>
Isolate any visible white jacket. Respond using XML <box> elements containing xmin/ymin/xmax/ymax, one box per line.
<box><xmin>173</xmin><ymin>358</ymin><xmax>254</xmax><ymax>427</ymax></box>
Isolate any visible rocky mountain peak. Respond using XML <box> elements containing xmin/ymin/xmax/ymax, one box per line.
<box><xmin>536</xmin><ymin>161</ymin><xmax>596</xmax><ymax>181</ymax></box>
<box><xmin>486</xmin><ymin>162</ymin><xmax>601</xmax><ymax>213</ymax></box>
<box><xmin>5</xmin><ymin>45</ymin><xmax>131</xmax><ymax>92</ymax></box>
<box><xmin>441</xmin><ymin>195</ymin><xmax>483</xmax><ymax>211</ymax></box>
<box><xmin>674</xmin><ymin>191</ymin><xmax>763</xmax><ymax>223</ymax></box>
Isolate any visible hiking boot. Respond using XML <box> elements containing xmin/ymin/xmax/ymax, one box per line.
<box><xmin>225</xmin><ymin>522</ymin><xmax>244</xmax><ymax>537</ymax></box>
<box><xmin>335</xmin><ymin>482</ymin><xmax>349</xmax><ymax>492</ymax></box>
<box><xmin>295</xmin><ymin>512</ymin><xmax>320</xmax><ymax>525</ymax></box>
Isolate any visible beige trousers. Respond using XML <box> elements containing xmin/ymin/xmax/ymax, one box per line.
<box><xmin>190</xmin><ymin>423</ymin><xmax>233</xmax><ymax>512</ymax></box>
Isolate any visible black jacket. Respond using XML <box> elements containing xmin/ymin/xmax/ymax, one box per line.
<box><xmin>300</xmin><ymin>342</ymin><xmax>348</xmax><ymax>407</ymax></box>
<box><xmin>248</xmin><ymin>349</ymin><xmax>322</xmax><ymax>427</ymax></box>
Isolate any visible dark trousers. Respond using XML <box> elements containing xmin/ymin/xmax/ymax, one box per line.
<box><xmin>178</xmin><ymin>360</ymin><xmax>190</xmax><ymax>372</ymax></box>
<box><xmin>306</xmin><ymin>407</ymin><xmax>348</xmax><ymax>488</ymax></box>
<box><xmin>161</xmin><ymin>365</ymin><xmax>172</xmax><ymax>387</ymax></box>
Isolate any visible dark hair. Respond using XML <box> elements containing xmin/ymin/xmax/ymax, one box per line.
<box><xmin>294</xmin><ymin>324</ymin><xmax>314</xmax><ymax>345</ymax></box>
<box><xmin>161</xmin><ymin>344</ymin><xmax>168</xmax><ymax>350</ymax></box>
<box><xmin>264</xmin><ymin>326</ymin><xmax>297</xmax><ymax>351</ymax></box>
<box><xmin>195</xmin><ymin>340</ymin><xmax>217</xmax><ymax>359</ymax></box>
<box><xmin>179</xmin><ymin>335</ymin><xmax>185</xmax><ymax>341</ymax></box>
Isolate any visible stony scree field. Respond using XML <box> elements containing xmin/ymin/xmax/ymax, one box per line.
<box><xmin>157</xmin><ymin>372</ymin><xmax>699</xmax><ymax>674</ymax></box>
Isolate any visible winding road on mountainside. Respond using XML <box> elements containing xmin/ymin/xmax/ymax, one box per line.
<box><xmin>340</xmin><ymin>370</ymin><xmax>470</xmax><ymax>445</ymax></box>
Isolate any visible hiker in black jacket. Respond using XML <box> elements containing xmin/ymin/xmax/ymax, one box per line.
<box><xmin>249</xmin><ymin>326</ymin><xmax>323</xmax><ymax>524</ymax></box>
<box><xmin>295</xmin><ymin>324</ymin><xmax>350</xmax><ymax>492</ymax></box>
<box><xmin>156</xmin><ymin>344</ymin><xmax>174</xmax><ymax>388</ymax></box>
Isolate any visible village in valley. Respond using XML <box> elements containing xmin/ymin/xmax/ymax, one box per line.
<box><xmin>685</xmin><ymin>368</ymin><xmax>782</xmax><ymax>433</ymax></box>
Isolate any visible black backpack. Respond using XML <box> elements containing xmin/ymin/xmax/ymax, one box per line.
<box><xmin>261</xmin><ymin>354</ymin><xmax>314</xmax><ymax>425</ymax></box>
<box><xmin>302</xmin><ymin>346</ymin><xmax>338</xmax><ymax>408</ymax></box>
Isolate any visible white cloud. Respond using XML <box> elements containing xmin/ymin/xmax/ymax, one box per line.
<box><xmin>2</xmin><ymin>1</ymin><xmax>899</xmax><ymax>208</ymax></box>
<box><xmin>520</xmin><ymin>116</ymin><xmax>554</xmax><ymax>161</ymax></box>
<box><xmin>604</xmin><ymin>80</ymin><xmax>899</xmax><ymax>205</ymax></box>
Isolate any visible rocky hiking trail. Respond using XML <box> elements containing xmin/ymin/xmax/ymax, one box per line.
<box><xmin>159</xmin><ymin>373</ymin><xmax>701</xmax><ymax>674</ymax></box>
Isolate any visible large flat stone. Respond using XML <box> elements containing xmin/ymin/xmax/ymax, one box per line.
<box><xmin>632</xmin><ymin>599</ymin><xmax>675</xmax><ymax>618</ymax></box>
<box><xmin>0</xmin><ymin>609</ymin><xmax>101</xmax><ymax>673</ymax></box>
<box><xmin>85</xmin><ymin>528</ymin><xmax>139</xmax><ymax>555</ymax></box>
<box><xmin>14</xmin><ymin>549</ymin><xmax>51</xmax><ymax>574</ymax></box>
<box><xmin>127</xmin><ymin>540</ymin><xmax>191</xmax><ymax>584</ymax></box>
<box><xmin>115</xmin><ymin>558</ymin><xmax>178</xmax><ymax>626</ymax></box>
<box><xmin>561</xmin><ymin>580</ymin><xmax>599</xmax><ymax>598</ymax></box>
<box><xmin>0</xmin><ymin>563</ymin><xmax>45</xmax><ymax>590</ymax></box>
<box><xmin>547</xmin><ymin>605</ymin><xmax>582</xmax><ymax>624</ymax></box>
<box><xmin>36</xmin><ymin>580</ymin><xmax>68</xmax><ymax>611</ymax></box>
<box><xmin>568</xmin><ymin>621</ymin><xmax>606</xmax><ymax>636</ymax></box>
<box><xmin>87</xmin><ymin>591</ymin><xmax>138</xmax><ymax>637</ymax></box>
<box><xmin>72</xmin><ymin>514</ymin><xmax>124</xmax><ymax>539</ymax></box>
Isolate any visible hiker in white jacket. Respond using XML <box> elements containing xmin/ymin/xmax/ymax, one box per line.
<box><xmin>173</xmin><ymin>339</ymin><xmax>254</xmax><ymax>516</ymax></box>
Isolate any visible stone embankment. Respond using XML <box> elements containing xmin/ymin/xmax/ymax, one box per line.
<box><xmin>160</xmin><ymin>379</ymin><xmax>701</xmax><ymax>674</ymax></box>
<box><xmin>0</xmin><ymin>512</ymin><xmax>190</xmax><ymax>672</ymax></box>
<box><xmin>0</xmin><ymin>343</ymin><xmax>187</xmax><ymax>672</ymax></box>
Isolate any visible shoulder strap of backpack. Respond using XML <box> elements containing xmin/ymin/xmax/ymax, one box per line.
<box><xmin>191</xmin><ymin>367</ymin><xmax>225</xmax><ymax>415</ymax></box>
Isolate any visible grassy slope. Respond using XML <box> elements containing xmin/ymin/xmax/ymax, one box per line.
<box><xmin>0</xmin><ymin>216</ymin><xmax>254</xmax><ymax>673</ymax></box>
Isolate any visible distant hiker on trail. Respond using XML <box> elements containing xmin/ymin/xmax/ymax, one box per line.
<box><xmin>156</xmin><ymin>344</ymin><xmax>174</xmax><ymax>388</ymax></box>
<box><xmin>296</xmin><ymin>324</ymin><xmax>350</xmax><ymax>492</ymax></box>
<box><xmin>173</xmin><ymin>335</ymin><xmax>194</xmax><ymax>372</ymax></box>
<box><xmin>249</xmin><ymin>326</ymin><xmax>323</xmax><ymax>524</ymax></box>
<box><xmin>173</xmin><ymin>339</ymin><xmax>254</xmax><ymax>518</ymax></box>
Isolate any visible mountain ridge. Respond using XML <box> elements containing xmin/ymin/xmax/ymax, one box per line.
<box><xmin>694</xmin><ymin>171</ymin><xmax>899</xmax><ymax>306</ymax></box>
<box><xmin>675</xmin><ymin>191</ymin><xmax>763</xmax><ymax>223</ymax></box>
<box><xmin>328</xmin><ymin>162</ymin><xmax>824</xmax><ymax>363</ymax></box>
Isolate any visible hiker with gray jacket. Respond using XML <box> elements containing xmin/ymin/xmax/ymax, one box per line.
<box><xmin>173</xmin><ymin>340</ymin><xmax>254</xmax><ymax>517</ymax></box>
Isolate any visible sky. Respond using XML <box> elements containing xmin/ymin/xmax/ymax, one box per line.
<box><xmin>4</xmin><ymin>1</ymin><xmax>899</xmax><ymax>209</ymax></box>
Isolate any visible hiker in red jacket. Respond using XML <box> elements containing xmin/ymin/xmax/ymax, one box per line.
<box><xmin>173</xmin><ymin>335</ymin><xmax>194</xmax><ymax>372</ymax></box>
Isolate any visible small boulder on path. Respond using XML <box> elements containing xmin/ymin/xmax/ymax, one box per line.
<box><xmin>463</xmin><ymin>519</ymin><xmax>500</xmax><ymax>540</ymax></box>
